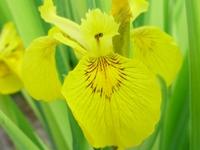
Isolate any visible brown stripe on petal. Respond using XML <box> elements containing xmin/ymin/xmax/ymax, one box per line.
<box><xmin>84</xmin><ymin>54</ymin><xmax>127</xmax><ymax>100</ymax></box>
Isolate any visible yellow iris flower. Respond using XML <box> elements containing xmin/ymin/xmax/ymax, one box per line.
<box><xmin>21</xmin><ymin>0</ymin><xmax>181</xmax><ymax>149</ymax></box>
<box><xmin>0</xmin><ymin>22</ymin><xmax>24</xmax><ymax>94</ymax></box>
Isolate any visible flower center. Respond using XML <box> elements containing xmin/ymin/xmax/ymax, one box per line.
<box><xmin>0</xmin><ymin>61</ymin><xmax>10</xmax><ymax>77</ymax></box>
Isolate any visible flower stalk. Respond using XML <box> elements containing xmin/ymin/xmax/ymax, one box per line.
<box><xmin>6</xmin><ymin>0</ymin><xmax>45</xmax><ymax>46</ymax></box>
<box><xmin>185</xmin><ymin>0</ymin><xmax>200</xmax><ymax>149</ymax></box>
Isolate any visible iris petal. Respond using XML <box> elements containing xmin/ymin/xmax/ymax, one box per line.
<box><xmin>39</xmin><ymin>0</ymin><xmax>86</xmax><ymax>48</ymax></box>
<box><xmin>0</xmin><ymin>22</ymin><xmax>24</xmax><ymax>94</ymax></box>
<box><xmin>130</xmin><ymin>0</ymin><xmax>149</xmax><ymax>21</ymax></box>
<box><xmin>22</xmin><ymin>36</ymin><xmax>62</xmax><ymax>101</ymax></box>
<box><xmin>0</xmin><ymin>61</ymin><xmax>22</xmax><ymax>94</ymax></box>
<box><xmin>132</xmin><ymin>26</ymin><xmax>183</xmax><ymax>85</ymax></box>
<box><xmin>4</xmin><ymin>48</ymin><xmax>24</xmax><ymax>77</ymax></box>
<box><xmin>112</xmin><ymin>0</ymin><xmax>132</xmax><ymax>22</ymax></box>
<box><xmin>0</xmin><ymin>22</ymin><xmax>22</xmax><ymax>53</ymax></box>
<box><xmin>48</xmin><ymin>27</ymin><xmax>87</xmax><ymax>59</ymax></box>
<box><xmin>0</xmin><ymin>74</ymin><xmax>23</xmax><ymax>94</ymax></box>
<box><xmin>62</xmin><ymin>53</ymin><xmax>161</xmax><ymax>148</ymax></box>
<box><xmin>112</xmin><ymin>0</ymin><xmax>149</xmax><ymax>22</ymax></box>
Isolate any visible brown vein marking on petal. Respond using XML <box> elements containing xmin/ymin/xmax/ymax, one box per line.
<box><xmin>84</xmin><ymin>54</ymin><xmax>127</xmax><ymax>100</ymax></box>
<box><xmin>0</xmin><ymin>60</ymin><xmax>10</xmax><ymax>78</ymax></box>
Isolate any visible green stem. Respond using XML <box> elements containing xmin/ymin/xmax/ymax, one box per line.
<box><xmin>163</xmin><ymin>0</ymin><xmax>172</xmax><ymax>33</ymax></box>
<box><xmin>185</xmin><ymin>1</ymin><xmax>200</xmax><ymax>150</ymax></box>
<box><xmin>0</xmin><ymin>0</ymin><xmax>12</xmax><ymax>26</ymax></box>
<box><xmin>0</xmin><ymin>95</ymin><xmax>49</xmax><ymax>150</ymax></box>
<box><xmin>6</xmin><ymin>0</ymin><xmax>45</xmax><ymax>46</ymax></box>
<box><xmin>160</xmin><ymin>55</ymin><xmax>189</xmax><ymax>150</ymax></box>
<box><xmin>87</xmin><ymin>0</ymin><xmax>96</xmax><ymax>9</ymax></box>
<box><xmin>0</xmin><ymin>109</ymin><xmax>47</xmax><ymax>150</ymax></box>
<box><xmin>95</xmin><ymin>0</ymin><xmax>111</xmax><ymax>12</ymax></box>
<box><xmin>157</xmin><ymin>77</ymin><xmax>168</xmax><ymax>150</ymax></box>
<box><xmin>21</xmin><ymin>90</ymin><xmax>44</xmax><ymax>123</ymax></box>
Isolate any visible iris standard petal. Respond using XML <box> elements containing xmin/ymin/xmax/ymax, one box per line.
<box><xmin>112</xmin><ymin>0</ymin><xmax>149</xmax><ymax>22</ymax></box>
<box><xmin>130</xmin><ymin>0</ymin><xmax>149</xmax><ymax>21</ymax></box>
<box><xmin>132</xmin><ymin>26</ymin><xmax>183</xmax><ymax>86</ymax></box>
<box><xmin>39</xmin><ymin>0</ymin><xmax>86</xmax><ymax>48</ymax></box>
<box><xmin>62</xmin><ymin>53</ymin><xmax>161</xmax><ymax>148</ymax></box>
<box><xmin>112</xmin><ymin>0</ymin><xmax>132</xmax><ymax>22</ymax></box>
<box><xmin>21</xmin><ymin>36</ymin><xmax>62</xmax><ymax>101</ymax></box>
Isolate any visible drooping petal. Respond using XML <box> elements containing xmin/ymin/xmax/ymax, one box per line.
<box><xmin>21</xmin><ymin>36</ymin><xmax>63</xmax><ymax>101</ymax></box>
<box><xmin>0</xmin><ymin>74</ymin><xmax>23</xmax><ymax>94</ymax></box>
<box><xmin>39</xmin><ymin>0</ymin><xmax>86</xmax><ymax>48</ymax></box>
<box><xmin>0</xmin><ymin>60</ymin><xmax>23</xmax><ymax>94</ymax></box>
<box><xmin>62</xmin><ymin>53</ymin><xmax>161</xmax><ymax>148</ymax></box>
<box><xmin>132</xmin><ymin>26</ymin><xmax>183</xmax><ymax>86</ymax></box>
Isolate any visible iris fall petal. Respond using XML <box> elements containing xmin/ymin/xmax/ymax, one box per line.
<box><xmin>62</xmin><ymin>53</ymin><xmax>161</xmax><ymax>148</ymax></box>
<box><xmin>22</xmin><ymin>36</ymin><xmax>62</xmax><ymax>101</ymax></box>
<box><xmin>132</xmin><ymin>26</ymin><xmax>183</xmax><ymax>85</ymax></box>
